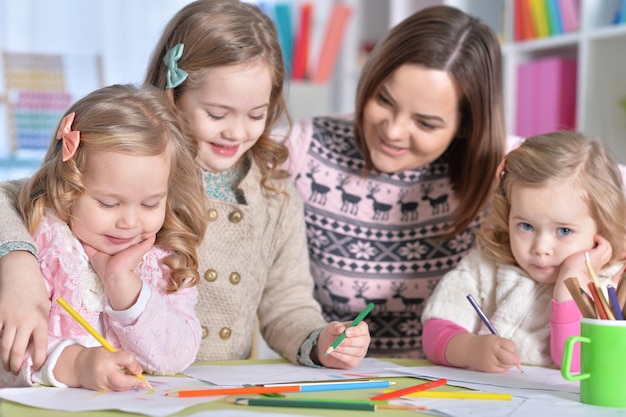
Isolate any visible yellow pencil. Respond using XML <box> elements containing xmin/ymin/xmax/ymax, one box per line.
<box><xmin>56</xmin><ymin>296</ymin><xmax>153</xmax><ymax>390</ymax></box>
<box><xmin>404</xmin><ymin>391</ymin><xmax>512</xmax><ymax>400</ymax></box>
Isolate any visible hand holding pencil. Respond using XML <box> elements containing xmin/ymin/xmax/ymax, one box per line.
<box><xmin>317</xmin><ymin>303</ymin><xmax>373</xmax><ymax>369</ymax></box>
<box><xmin>56</xmin><ymin>297</ymin><xmax>153</xmax><ymax>391</ymax></box>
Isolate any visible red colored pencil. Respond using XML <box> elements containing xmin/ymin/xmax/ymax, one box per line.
<box><xmin>587</xmin><ymin>282</ymin><xmax>608</xmax><ymax>320</ymax></box>
<box><xmin>369</xmin><ymin>378</ymin><xmax>447</xmax><ymax>401</ymax></box>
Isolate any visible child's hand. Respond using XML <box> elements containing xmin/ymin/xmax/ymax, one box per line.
<box><xmin>84</xmin><ymin>235</ymin><xmax>155</xmax><ymax>280</ymax></box>
<box><xmin>315</xmin><ymin>321</ymin><xmax>370</xmax><ymax>369</ymax></box>
<box><xmin>446</xmin><ymin>333</ymin><xmax>520</xmax><ymax>373</ymax></box>
<box><xmin>83</xmin><ymin>236</ymin><xmax>155</xmax><ymax>310</ymax></box>
<box><xmin>555</xmin><ymin>235</ymin><xmax>612</xmax><ymax>301</ymax></box>
<box><xmin>60</xmin><ymin>345</ymin><xmax>148</xmax><ymax>391</ymax></box>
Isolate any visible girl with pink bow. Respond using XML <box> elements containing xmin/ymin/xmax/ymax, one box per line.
<box><xmin>0</xmin><ymin>84</ymin><xmax>207</xmax><ymax>390</ymax></box>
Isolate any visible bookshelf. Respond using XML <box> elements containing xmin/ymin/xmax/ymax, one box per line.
<box><xmin>316</xmin><ymin>0</ymin><xmax>626</xmax><ymax>163</ymax></box>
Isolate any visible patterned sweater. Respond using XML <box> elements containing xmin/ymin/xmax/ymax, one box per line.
<box><xmin>284</xmin><ymin>115</ymin><xmax>485</xmax><ymax>358</ymax></box>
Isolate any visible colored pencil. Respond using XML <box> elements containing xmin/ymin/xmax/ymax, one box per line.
<box><xmin>325</xmin><ymin>302</ymin><xmax>375</xmax><ymax>355</ymax></box>
<box><xmin>166</xmin><ymin>380</ymin><xmax>392</xmax><ymax>397</ymax></box>
<box><xmin>404</xmin><ymin>391</ymin><xmax>513</xmax><ymax>400</ymax></box>
<box><xmin>616</xmin><ymin>272</ymin><xmax>626</xmax><ymax>316</ymax></box>
<box><xmin>564</xmin><ymin>277</ymin><xmax>596</xmax><ymax>318</ymax></box>
<box><xmin>369</xmin><ymin>378</ymin><xmax>447</xmax><ymax>401</ymax></box>
<box><xmin>230</xmin><ymin>398</ymin><xmax>426</xmax><ymax>411</ymax></box>
<box><xmin>587</xmin><ymin>282</ymin><xmax>609</xmax><ymax>320</ymax></box>
<box><xmin>607</xmin><ymin>285</ymin><xmax>624</xmax><ymax>320</ymax></box>
<box><xmin>166</xmin><ymin>385</ymin><xmax>300</xmax><ymax>397</ymax></box>
<box><xmin>466</xmin><ymin>294</ymin><xmax>524</xmax><ymax>373</ymax></box>
<box><xmin>584</xmin><ymin>252</ymin><xmax>614</xmax><ymax>319</ymax></box>
<box><xmin>258</xmin><ymin>379</ymin><xmax>374</xmax><ymax>387</ymax></box>
<box><xmin>56</xmin><ymin>297</ymin><xmax>153</xmax><ymax>390</ymax></box>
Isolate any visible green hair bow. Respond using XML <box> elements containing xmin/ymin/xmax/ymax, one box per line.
<box><xmin>164</xmin><ymin>43</ymin><xmax>188</xmax><ymax>89</ymax></box>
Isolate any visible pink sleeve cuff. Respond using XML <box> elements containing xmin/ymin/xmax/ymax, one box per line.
<box><xmin>551</xmin><ymin>299</ymin><xmax>580</xmax><ymax>372</ymax></box>
<box><xmin>423</xmin><ymin>319</ymin><xmax>468</xmax><ymax>366</ymax></box>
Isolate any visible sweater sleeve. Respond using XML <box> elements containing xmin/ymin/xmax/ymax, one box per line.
<box><xmin>256</xmin><ymin>182</ymin><xmax>328</xmax><ymax>365</ymax></box>
<box><xmin>0</xmin><ymin>179</ymin><xmax>35</xmax><ymax>252</ymax></box>
<box><xmin>104</xmin><ymin>249</ymin><xmax>201</xmax><ymax>375</ymax></box>
<box><xmin>551</xmin><ymin>299</ymin><xmax>581</xmax><ymax>372</ymax></box>
<box><xmin>423</xmin><ymin>318</ymin><xmax>469</xmax><ymax>366</ymax></box>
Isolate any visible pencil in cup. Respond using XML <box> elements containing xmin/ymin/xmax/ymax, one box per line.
<box><xmin>55</xmin><ymin>297</ymin><xmax>153</xmax><ymax>390</ymax></box>
<box><xmin>607</xmin><ymin>285</ymin><xmax>624</xmax><ymax>320</ymax></box>
<box><xmin>324</xmin><ymin>302</ymin><xmax>375</xmax><ymax>356</ymax></box>
<box><xmin>564</xmin><ymin>277</ymin><xmax>596</xmax><ymax>319</ymax></box>
<box><xmin>466</xmin><ymin>294</ymin><xmax>524</xmax><ymax>373</ymax></box>
<box><xmin>616</xmin><ymin>271</ymin><xmax>626</xmax><ymax>316</ymax></box>
<box><xmin>584</xmin><ymin>252</ymin><xmax>615</xmax><ymax>320</ymax></box>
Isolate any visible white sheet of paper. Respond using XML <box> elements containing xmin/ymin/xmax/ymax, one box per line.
<box><xmin>387</xmin><ymin>364</ymin><xmax>579</xmax><ymax>393</ymax></box>
<box><xmin>0</xmin><ymin>375</ymin><xmax>223</xmax><ymax>417</ymax></box>
<box><xmin>183</xmin><ymin>358</ymin><xmax>405</xmax><ymax>385</ymax></box>
<box><xmin>383</xmin><ymin>365</ymin><xmax>626</xmax><ymax>417</ymax></box>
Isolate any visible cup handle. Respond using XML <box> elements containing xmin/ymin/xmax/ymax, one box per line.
<box><xmin>561</xmin><ymin>335</ymin><xmax>590</xmax><ymax>381</ymax></box>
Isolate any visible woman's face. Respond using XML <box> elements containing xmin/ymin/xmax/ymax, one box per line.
<box><xmin>362</xmin><ymin>64</ymin><xmax>461</xmax><ymax>173</ymax></box>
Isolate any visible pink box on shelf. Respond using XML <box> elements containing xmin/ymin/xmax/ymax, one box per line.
<box><xmin>515</xmin><ymin>57</ymin><xmax>577</xmax><ymax>138</ymax></box>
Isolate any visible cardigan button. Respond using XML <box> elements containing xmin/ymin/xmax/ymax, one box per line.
<box><xmin>219</xmin><ymin>327</ymin><xmax>232</xmax><ymax>340</ymax></box>
<box><xmin>229</xmin><ymin>272</ymin><xmax>241</xmax><ymax>285</ymax></box>
<box><xmin>228</xmin><ymin>210</ymin><xmax>242</xmax><ymax>223</ymax></box>
<box><xmin>201</xmin><ymin>325</ymin><xmax>209</xmax><ymax>339</ymax></box>
<box><xmin>204</xmin><ymin>269</ymin><xmax>218</xmax><ymax>282</ymax></box>
<box><xmin>207</xmin><ymin>208</ymin><xmax>219</xmax><ymax>221</ymax></box>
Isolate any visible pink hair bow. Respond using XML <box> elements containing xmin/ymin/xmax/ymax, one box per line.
<box><xmin>56</xmin><ymin>112</ymin><xmax>80</xmax><ymax>162</ymax></box>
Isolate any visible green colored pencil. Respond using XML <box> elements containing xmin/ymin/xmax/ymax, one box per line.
<box><xmin>233</xmin><ymin>398</ymin><xmax>376</xmax><ymax>411</ymax></box>
<box><xmin>231</xmin><ymin>398</ymin><xmax>426</xmax><ymax>411</ymax></box>
<box><xmin>325</xmin><ymin>302</ymin><xmax>375</xmax><ymax>356</ymax></box>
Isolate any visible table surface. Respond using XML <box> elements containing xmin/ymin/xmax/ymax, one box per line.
<box><xmin>0</xmin><ymin>358</ymin><xmax>488</xmax><ymax>417</ymax></box>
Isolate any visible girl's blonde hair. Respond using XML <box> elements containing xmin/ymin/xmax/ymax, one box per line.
<box><xmin>145</xmin><ymin>0</ymin><xmax>290</xmax><ymax>191</ymax></box>
<box><xmin>354</xmin><ymin>5</ymin><xmax>505</xmax><ymax>238</ymax></box>
<box><xmin>18</xmin><ymin>84</ymin><xmax>208</xmax><ymax>292</ymax></box>
<box><xmin>478</xmin><ymin>131</ymin><xmax>626</xmax><ymax>266</ymax></box>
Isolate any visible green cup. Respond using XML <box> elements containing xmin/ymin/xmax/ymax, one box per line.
<box><xmin>562</xmin><ymin>318</ymin><xmax>626</xmax><ymax>408</ymax></box>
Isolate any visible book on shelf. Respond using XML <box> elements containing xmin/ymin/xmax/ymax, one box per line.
<box><xmin>514</xmin><ymin>0</ymin><xmax>579</xmax><ymax>41</ymax></box>
<box><xmin>515</xmin><ymin>57</ymin><xmax>577</xmax><ymax>138</ymax></box>
<box><xmin>274</xmin><ymin>3</ymin><xmax>293</xmax><ymax>77</ymax></box>
<box><xmin>263</xmin><ymin>2</ymin><xmax>353</xmax><ymax>84</ymax></box>
<box><xmin>311</xmin><ymin>3</ymin><xmax>353</xmax><ymax>83</ymax></box>
<box><xmin>291</xmin><ymin>3</ymin><xmax>312</xmax><ymax>80</ymax></box>
<box><xmin>559</xmin><ymin>0</ymin><xmax>580</xmax><ymax>32</ymax></box>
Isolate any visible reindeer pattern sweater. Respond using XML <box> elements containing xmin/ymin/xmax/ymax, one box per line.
<box><xmin>284</xmin><ymin>115</ymin><xmax>485</xmax><ymax>358</ymax></box>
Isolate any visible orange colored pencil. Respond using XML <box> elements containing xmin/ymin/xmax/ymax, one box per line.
<box><xmin>584</xmin><ymin>253</ymin><xmax>615</xmax><ymax>320</ymax></box>
<box><xmin>369</xmin><ymin>378</ymin><xmax>447</xmax><ymax>401</ymax></box>
<box><xmin>165</xmin><ymin>385</ymin><xmax>301</xmax><ymax>397</ymax></box>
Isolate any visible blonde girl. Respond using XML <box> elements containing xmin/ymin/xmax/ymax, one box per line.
<box><xmin>1</xmin><ymin>84</ymin><xmax>207</xmax><ymax>390</ymax></box>
<box><xmin>422</xmin><ymin>131</ymin><xmax>626</xmax><ymax>372</ymax></box>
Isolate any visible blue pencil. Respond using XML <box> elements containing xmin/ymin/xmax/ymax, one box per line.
<box><xmin>466</xmin><ymin>294</ymin><xmax>499</xmax><ymax>335</ymax></box>
<box><xmin>607</xmin><ymin>285</ymin><xmax>624</xmax><ymax>320</ymax></box>
<box><xmin>466</xmin><ymin>293</ymin><xmax>524</xmax><ymax>372</ymax></box>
